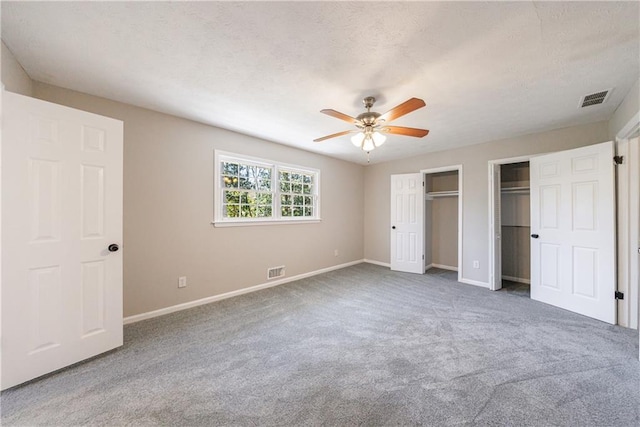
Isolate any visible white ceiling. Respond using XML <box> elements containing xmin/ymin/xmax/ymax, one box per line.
<box><xmin>2</xmin><ymin>1</ymin><xmax>639</xmax><ymax>165</ymax></box>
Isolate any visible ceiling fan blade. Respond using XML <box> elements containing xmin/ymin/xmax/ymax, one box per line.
<box><xmin>313</xmin><ymin>130</ymin><xmax>355</xmax><ymax>142</ymax></box>
<box><xmin>380</xmin><ymin>126</ymin><xmax>429</xmax><ymax>138</ymax></box>
<box><xmin>378</xmin><ymin>98</ymin><xmax>426</xmax><ymax>123</ymax></box>
<box><xmin>320</xmin><ymin>109</ymin><xmax>360</xmax><ymax>124</ymax></box>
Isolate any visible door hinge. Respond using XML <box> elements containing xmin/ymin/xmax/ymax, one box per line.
<box><xmin>422</xmin><ymin>181</ymin><xmax>425</xmax><ymax>187</ymax></box>
<box><xmin>615</xmin><ymin>291</ymin><xmax>624</xmax><ymax>300</ymax></box>
<box><xmin>613</xmin><ymin>155</ymin><xmax>624</xmax><ymax>165</ymax></box>
<box><xmin>422</xmin><ymin>254</ymin><xmax>424</xmax><ymax>260</ymax></box>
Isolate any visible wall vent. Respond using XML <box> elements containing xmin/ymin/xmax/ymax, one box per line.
<box><xmin>267</xmin><ymin>265</ymin><xmax>285</xmax><ymax>280</ymax></box>
<box><xmin>579</xmin><ymin>89</ymin><xmax>611</xmax><ymax>108</ymax></box>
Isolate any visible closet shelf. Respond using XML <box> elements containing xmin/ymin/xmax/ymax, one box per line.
<box><xmin>501</xmin><ymin>186</ymin><xmax>529</xmax><ymax>194</ymax></box>
<box><xmin>426</xmin><ymin>190</ymin><xmax>459</xmax><ymax>199</ymax></box>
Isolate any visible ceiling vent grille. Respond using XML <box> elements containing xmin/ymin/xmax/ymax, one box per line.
<box><xmin>579</xmin><ymin>89</ymin><xmax>611</xmax><ymax>108</ymax></box>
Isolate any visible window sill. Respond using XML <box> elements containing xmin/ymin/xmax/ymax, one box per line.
<box><xmin>212</xmin><ymin>218</ymin><xmax>321</xmax><ymax>228</ymax></box>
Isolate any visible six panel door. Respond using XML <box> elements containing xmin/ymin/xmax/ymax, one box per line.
<box><xmin>530</xmin><ymin>141</ymin><xmax>616</xmax><ymax>323</ymax></box>
<box><xmin>1</xmin><ymin>91</ymin><xmax>124</xmax><ymax>389</ymax></box>
<box><xmin>390</xmin><ymin>173</ymin><xmax>424</xmax><ymax>274</ymax></box>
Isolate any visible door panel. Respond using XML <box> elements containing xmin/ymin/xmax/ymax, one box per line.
<box><xmin>530</xmin><ymin>141</ymin><xmax>615</xmax><ymax>323</ymax></box>
<box><xmin>2</xmin><ymin>91</ymin><xmax>124</xmax><ymax>389</ymax></box>
<box><xmin>390</xmin><ymin>173</ymin><xmax>424</xmax><ymax>273</ymax></box>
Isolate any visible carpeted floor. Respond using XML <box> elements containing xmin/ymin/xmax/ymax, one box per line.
<box><xmin>2</xmin><ymin>263</ymin><xmax>639</xmax><ymax>426</ymax></box>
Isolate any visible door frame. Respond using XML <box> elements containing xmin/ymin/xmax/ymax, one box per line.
<box><xmin>615</xmin><ymin>111</ymin><xmax>640</xmax><ymax>346</ymax></box>
<box><xmin>487</xmin><ymin>155</ymin><xmax>531</xmax><ymax>291</ymax></box>
<box><xmin>420</xmin><ymin>165</ymin><xmax>463</xmax><ymax>282</ymax></box>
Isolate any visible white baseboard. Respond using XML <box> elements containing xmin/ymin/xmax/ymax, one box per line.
<box><xmin>430</xmin><ymin>263</ymin><xmax>458</xmax><ymax>272</ymax></box>
<box><xmin>363</xmin><ymin>259</ymin><xmax>391</xmax><ymax>268</ymax></box>
<box><xmin>459</xmin><ymin>278</ymin><xmax>490</xmax><ymax>288</ymax></box>
<box><xmin>502</xmin><ymin>275</ymin><xmax>531</xmax><ymax>284</ymax></box>
<box><xmin>124</xmin><ymin>259</ymin><xmax>364</xmax><ymax>325</ymax></box>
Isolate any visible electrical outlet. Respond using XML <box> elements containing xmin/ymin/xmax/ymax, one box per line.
<box><xmin>178</xmin><ymin>276</ymin><xmax>187</xmax><ymax>288</ymax></box>
<box><xmin>334</xmin><ymin>249</ymin><xmax>339</xmax><ymax>257</ymax></box>
<box><xmin>473</xmin><ymin>261</ymin><xmax>480</xmax><ymax>269</ymax></box>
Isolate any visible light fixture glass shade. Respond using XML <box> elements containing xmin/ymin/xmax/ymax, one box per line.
<box><xmin>362</xmin><ymin>136</ymin><xmax>376</xmax><ymax>152</ymax></box>
<box><xmin>372</xmin><ymin>131</ymin><xmax>387</xmax><ymax>147</ymax></box>
<box><xmin>351</xmin><ymin>132</ymin><xmax>365</xmax><ymax>147</ymax></box>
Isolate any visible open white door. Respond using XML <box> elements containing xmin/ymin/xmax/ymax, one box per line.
<box><xmin>1</xmin><ymin>92</ymin><xmax>124</xmax><ymax>389</ymax></box>
<box><xmin>390</xmin><ymin>173</ymin><xmax>424</xmax><ymax>274</ymax></box>
<box><xmin>530</xmin><ymin>141</ymin><xmax>616</xmax><ymax>323</ymax></box>
<box><xmin>489</xmin><ymin>164</ymin><xmax>502</xmax><ymax>290</ymax></box>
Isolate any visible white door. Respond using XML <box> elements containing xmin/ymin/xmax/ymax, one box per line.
<box><xmin>1</xmin><ymin>91</ymin><xmax>124</xmax><ymax>389</ymax></box>
<box><xmin>490</xmin><ymin>165</ymin><xmax>502</xmax><ymax>290</ymax></box>
<box><xmin>390</xmin><ymin>173</ymin><xmax>424</xmax><ymax>274</ymax></box>
<box><xmin>530</xmin><ymin>141</ymin><xmax>616</xmax><ymax>323</ymax></box>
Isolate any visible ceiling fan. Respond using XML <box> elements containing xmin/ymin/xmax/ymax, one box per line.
<box><xmin>314</xmin><ymin>96</ymin><xmax>429</xmax><ymax>154</ymax></box>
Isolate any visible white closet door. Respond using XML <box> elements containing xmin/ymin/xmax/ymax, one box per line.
<box><xmin>2</xmin><ymin>92</ymin><xmax>124</xmax><ymax>389</ymax></box>
<box><xmin>390</xmin><ymin>173</ymin><xmax>424</xmax><ymax>274</ymax></box>
<box><xmin>530</xmin><ymin>141</ymin><xmax>616</xmax><ymax>323</ymax></box>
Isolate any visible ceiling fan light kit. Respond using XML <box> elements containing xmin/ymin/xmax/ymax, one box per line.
<box><xmin>314</xmin><ymin>96</ymin><xmax>429</xmax><ymax>159</ymax></box>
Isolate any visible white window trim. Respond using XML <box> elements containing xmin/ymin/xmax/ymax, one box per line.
<box><xmin>213</xmin><ymin>150</ymin><xmax>321</xmax><ymax>226</ymax></box>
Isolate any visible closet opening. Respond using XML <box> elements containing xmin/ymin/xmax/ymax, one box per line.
<box><xmin>489</xmin><ymin>158</ymin><xmax>531</xmax><ymax>294</ymax></box>
<box><xmin>499</xmin><ymin>161</ymin><xmax>531</xmax><ymax>296</ymax></box>
<box><xmin>422</xmin><ymin>166</ymin><xmax>462</xmax><ymax>281</ymax></box>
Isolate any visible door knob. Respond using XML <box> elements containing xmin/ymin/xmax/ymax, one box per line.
<box><xmin>108</xmin><ymin>243</ymin><xmax>119</xmax><ymax>252</ymax></box>
<box><xmin>392</xmin><ymin>226</ymin><xmax>396</xmax><ymax>230</ymax></box>
<box><xmin>531</xmin><ymin>234</ymin><xmax>539</xmax><ymax>239</ymax></box>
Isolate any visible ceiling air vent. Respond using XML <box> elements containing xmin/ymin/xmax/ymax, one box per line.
<box><xmin>579</xmin><ymin>89</ymin><xmax>611</xmax><ymax>108</ymax></box>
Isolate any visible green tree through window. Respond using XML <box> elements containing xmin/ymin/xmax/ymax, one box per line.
<box><xmin>216</xmin><ymin>153</ymin><xmax>319</xmax><ymax>223</ymax></box>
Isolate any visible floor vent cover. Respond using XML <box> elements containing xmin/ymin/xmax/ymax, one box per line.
<box><xmin>580</xmin><ymin>89</ymin><xmax>611</xmax><ymax>108</ymax></box>
<box><xmin>267</xmin><ymin>266</ymin><xmax>285</xmax><ymax>280</ymax></box>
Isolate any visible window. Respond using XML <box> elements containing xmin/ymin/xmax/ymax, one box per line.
<box><xmin>214</xmin><ymin>151</ymin><xmax>320</xmax><ymax>225</ymax></box>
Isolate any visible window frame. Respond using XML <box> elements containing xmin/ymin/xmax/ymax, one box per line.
<box><xmin>213</xmin><ymin>150</ymin><xmax>321</xmax><ymax>226</ymax></box>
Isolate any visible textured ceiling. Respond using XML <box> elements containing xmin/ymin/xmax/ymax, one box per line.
<box><xmin>2</xmin><ymin>1</ymin><xmax>639</xmax><ymax>165</ymax></box>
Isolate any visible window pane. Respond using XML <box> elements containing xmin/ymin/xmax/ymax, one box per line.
<box><xmin>291</xmin><ymin>173</ymin><xmax>301</xmax><ymax>182</ymax></box>
<box><xmin>240</xmin><ymin>205</ymin><xmax>253</xmax><ymax>217</ymax></box>
<box><xmin>293</xmin><ymin>206</ymin><xmax>303</xmax><ymax>216</ymax></box>
<box><xmin>239</xmin><ymin>177</ymin><xmax>253</xmax><ymax>190</ymax></box>
<box><xmin>222</xmin><ymin>162</ymin><xmax>239</xmax><ymax>176</ymax></box>
<box><xmin>239</xmin><ymin>164</ymin><xmax>249</xmax><ymax>179</ymax></box>
<box><xmin>293</xmin><ymin>195</ymin><xmax>303</xmax><ymax>205</ymax></box>
<box><xmin>257</xmin><ymin>205</ymin><xmax>272</xmax><ymax>217</ymax></box>
<box><xmin>282</xmin><ymin>206</ymin><xmax>291</xmax><ymax>216</ymax></box>
<box><xmin>259</xmin><ymin>180</ymin><xmax>271</xmax><ymax>191</ymax></box>
<box><xmin>223</xmin><ymin>176</ymin><xmax>238</xmax><ymax>188</ymax></box>
<box><xmin>303</xmin><ymin>184</ymin><xmax>311</xmax><ymax>194</ymax></box>
<box><xmin>224</xmin><ymin>204</ymin><xmax>240</xmax><ymax>217</ymax></box>
<box><xmin>281</xmin><ymin>194</ymin><xmax>291</xmax><ymax>205</ymax></box>
<box><xmin>225</xmin><ymin>191</ymin><xmax>240</xmax><ymax>203</ymax></box>
<box><xmin>280</xmin><ymin>171</ymin><xmax>290</xmax><ymax>182</ymax></box>
<box><xmin>303</xmin><ymin>196</ymin><xmax>312</xmax><ymax>206</ymax></box>
<box><xmin>303</xmin><ymin>175</ymin><xmax>312</xmax><ymax>184</ymax></box>
<box><xmin>292</xmin><ymin>183</ymin><xmax>303</xmax><ymax>194</ymax></box>
<box><xmin>256</xmin><ymin>193</ymin><xmax>272</xmax><ymax>204</ymax></box>
<box><xmin>304</xmin><ymin>207</ymin><xmax>313</xmax><ymax>217</ymax></box>
<box><xmin>280</xmin><ymin>181</ymin><xmax>291</xmax><ymax>192</ymax></box>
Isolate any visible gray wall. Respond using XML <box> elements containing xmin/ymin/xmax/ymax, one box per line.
<box><xmin>32</xmin><ymin>82</ymin><xmax>365</xmax><ymax>317</ymax></box>
<box><xmin>363</xmin><ymin>121</ymin><xmax>610</xmax><ymax>285</ymax></box>
<box><xmin>1</xmin><ymin>40</ymin><xmax>32</xmax><ymax>96</ymax></box>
